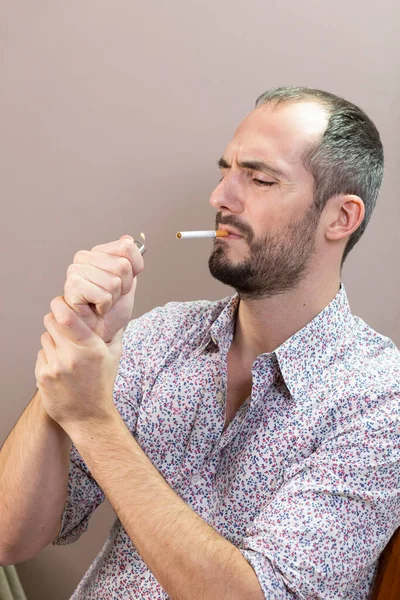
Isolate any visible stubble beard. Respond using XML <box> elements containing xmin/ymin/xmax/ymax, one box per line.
<box><xmin>208</xmin><ymin>204</ymin><xmax>321</xmax><ymax>300</ymax></box>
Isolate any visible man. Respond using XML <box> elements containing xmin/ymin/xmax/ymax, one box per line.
<box><xmin>1</xmin><ymin>86</ymin><xmax>399</xmax><ymax>599</ymax></box>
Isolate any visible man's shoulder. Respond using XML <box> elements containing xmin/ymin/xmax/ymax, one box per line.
<box><xmin>351</xmin><ymin>314</ymin><xmax>400</xmax><ymax>365</ymax></box>
<box><xmin>341</xmin><ymin>314</ymin><xmax>400</xmax><ymax>398</ymax></box>
<box><xmin>155</xmin><ymin>296</ymin><xmax>230</xmax><ymax>325</ymax></box>
<box><xmin>124</xmin><ymin>296</ymin><xmax>232</xmax><ymax>346</ymax></box>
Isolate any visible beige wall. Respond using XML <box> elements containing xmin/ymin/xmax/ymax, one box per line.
<box><xmin>1</xmin><ymin>1</ymin><xmax>399</xmax><ymax>598</ymax></box>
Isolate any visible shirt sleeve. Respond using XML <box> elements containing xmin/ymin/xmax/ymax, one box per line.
<box><xmin>52</xmin><ymin>442</ymin><xmax>106</xmax><ymax>545</ymax></box>
<box><xmin>51</xmin><ymin>299</ymin><xmax>212</xmax><ymax>545</ymax></box>
<box><xmin>52</xmin><ymin>305</ymin><xmax>169</xmax><ymax>545</ymax></box>
<box><xmin>238</xmin><ymin>400</ymin><xmax>400</xmax><ymax>599</ymax></box>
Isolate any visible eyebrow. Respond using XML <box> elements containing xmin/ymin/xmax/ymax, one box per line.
<box><xmin>217</xmin><ymin>156</ymin><xmax>288</xmax><ymax>180</ymax></box>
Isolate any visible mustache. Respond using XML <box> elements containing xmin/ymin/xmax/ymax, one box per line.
<box><xmin>215</xmin><ymin>212</ymin><xmax>254</xmax><ymax>241</ymax></box>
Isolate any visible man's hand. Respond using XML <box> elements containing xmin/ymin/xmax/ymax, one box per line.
<box><xmin>64</xmin><ymin>235</ymin><xmax>144</xmax><ymax>344</ymax></box>
<box><xmin>35</xmin><ymin>296</ymin><xmax>122</xmax><ymax>432</ymax></box>
<box><xmin>34</xmin><ymin>235</ymin><xmax>144</xmax><ymax>431</ymax></box>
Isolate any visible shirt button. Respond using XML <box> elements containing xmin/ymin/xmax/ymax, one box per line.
<box><xmin>216</xmin><ymin>391</ymin><xmax>224</xmax><ymax>405</ymax></box>
<box><xmin>191</xmin><ymin>474</ymin><xmax>203</xmax><ymax>485</ymax></box>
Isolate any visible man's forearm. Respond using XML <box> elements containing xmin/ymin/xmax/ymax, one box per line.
<box><xmin>0</xmin><ymin>390</ymin><xmax>71</xmax><ymax>563</ymax></box>
<box><xmin>68</xmin><ymin>407</ymin><xmax>263</xmax><ymax>600</ymax></box>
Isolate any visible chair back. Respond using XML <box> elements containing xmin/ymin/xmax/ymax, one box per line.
<box><xmin>370</xmin><ymin>527</ymin><xmax>400</xmax><ymax>600</ymax></box>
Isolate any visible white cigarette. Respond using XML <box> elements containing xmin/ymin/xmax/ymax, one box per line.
<box><xmin>176</xmin><ymin>230</ymin><xmax>229</xmax><ymax>239</ymax></box>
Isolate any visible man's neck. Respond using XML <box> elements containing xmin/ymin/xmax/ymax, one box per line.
<box><xmin>232</xmin><ymin>275</ymin><xmax>341</xmax><ymax>360</ymax></box>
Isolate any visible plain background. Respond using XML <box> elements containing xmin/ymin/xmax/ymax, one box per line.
<box><xmin>1</xmin><ymin>1</ymin><xmax>399</xmax><ymax>598</ymax></box>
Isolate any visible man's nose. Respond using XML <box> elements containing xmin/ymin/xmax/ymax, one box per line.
<box><xmin>209</xmin><ymin>176</ymin><xmax>244</xmax><ymax>213</ymax></box>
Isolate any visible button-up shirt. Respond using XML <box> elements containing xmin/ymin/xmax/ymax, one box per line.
<box><xmin>53</xmin><ymin>283</ymin><xmax>400</xmax><ymax>599</ymax></box>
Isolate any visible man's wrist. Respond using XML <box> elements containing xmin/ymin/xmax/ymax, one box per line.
<box><xmin>63</xmin><ymin>405</ymin><xmax>122</xmax><ymax>443</ymax></box>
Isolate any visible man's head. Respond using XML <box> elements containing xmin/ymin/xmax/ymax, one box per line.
<box><xmin>208</xmin><ymin>86</ymin><xmax>384</xmax><ymax>299</ymax></box>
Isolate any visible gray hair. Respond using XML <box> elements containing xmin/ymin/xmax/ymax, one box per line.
<box><xmin>255</xmin><ymin>86</ymin><xmax>384</xmax><ymax>265</ymax></box>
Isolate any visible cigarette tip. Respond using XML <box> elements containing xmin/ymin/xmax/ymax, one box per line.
<box><xmin>176</xmin><ymin>232</ymin><xmax>182</xmax><ymax>239</ymax></box>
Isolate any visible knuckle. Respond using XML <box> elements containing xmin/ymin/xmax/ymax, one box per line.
<box><xmin>120</xmin><ymin>239</ymin><xmax>134</xmax><ymax>254</ymax></box>
<box><xmin>64</xmin><ymin>276</ymin><xmax>79</xmax><ymax>297</ymax></box>
<box><xmin>50</xmin><ymin>296</ymin><xmax>63</xmax><ymax>313</ymax></box>
<box><xmin>103</xmin><ymin>289</ymin><xmax>113</xmax><ymax>306</ymax></box>
<box><xmin>66</xmin><ymin>263</ymin><xmax>78</xmax><ymax>277</ymax></box>
<box><xmin>111</xmin><ymin>275</ymin><xmax>122</xmax><ymax>294</ymax></box>
<box><xmin>52</xmin><ymin>361</ymin><xmax>64</xmax><ymax>376</ymax></box>
<box><xmin>73</xmin><ymin>250</ymin><xmax>85</xmax><ymax>263</ymax></box>
<box><xmin>63</xmin><ymin>279</ymin><xmax>72</xmax><ymax>293</ymax></box>
<box><xmin>67</xmin><ymin>270</ymin><xmax>80</xmax><ymax>283</ymax></box>
<box><xmin>66</xmin><ymin>356</ymin><xmax>78</xmax><ymax>370</ymax></box>
<box><xmin>58</xmin><ymin>315</ymin><xmax>74</xmax><ymax>328</ymax></box>
<box><xmin>118</xmin><ymin>257</ymin><xmax>132</xmax><ymax>277</ymax></box>
<box><xmin>63</xmin><ymin>281</ymin><xmax>71</xmax><ymax>299</ymax></box>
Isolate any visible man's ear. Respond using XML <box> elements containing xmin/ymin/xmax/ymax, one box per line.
<box><xmin>324</xmin><ymin>194</ymin><xmax>365</xmax><ymax>242</ymax></box>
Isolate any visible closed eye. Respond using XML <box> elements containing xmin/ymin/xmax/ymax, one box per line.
<box><xmin>218</xmin><ymin>173</ymin><xmax>275</xmax><ymax>186</ymax></box>
<box><xmin>253</xmin><ymin>179</ymin><xmax>274</xmax><ymax>186</ymax></box>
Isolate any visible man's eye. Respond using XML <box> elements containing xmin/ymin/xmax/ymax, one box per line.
<box><xmin>253</xmin><ymin>179</ymin><xmax>274</xmax><ymax>186</ymax></box>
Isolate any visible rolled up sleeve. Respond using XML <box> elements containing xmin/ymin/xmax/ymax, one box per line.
<box><xmin>238</xmin><ymin>417</ymin><xmax>400</xmax><ymax>599</ymax></box>
<box><xmin>52</xmin><ymin>442</ymin><xmax>105</xmax><ymax>545</ymax></box>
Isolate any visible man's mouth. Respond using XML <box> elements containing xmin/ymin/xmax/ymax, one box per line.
<box><xmin>218</xmin><ymin>225</ymin><xmax>243</xmax><ymax>238</ymax></box>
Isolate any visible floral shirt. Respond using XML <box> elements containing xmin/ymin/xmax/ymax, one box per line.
<box><xmin>53</xmin><ymin>283</ymin><xmax>400</xmax><ymax>599</ymax></box>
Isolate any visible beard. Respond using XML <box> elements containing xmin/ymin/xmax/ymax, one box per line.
<box><xmin>208</xmin><ymin>205</ymin><xmax>321</xmax><ymax>299</ymax></box>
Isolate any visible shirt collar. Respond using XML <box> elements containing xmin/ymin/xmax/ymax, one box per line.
<box><xmin>207</xmin><ymin>283</ymin><xmax>354</xmax><ymax>403</ymax></box>
<box><xmin>275</xmin><ymin>283</ymin><xmax>355</xmax><ymax>402</ymax></box>
<box><xmin>207</xmin><ymin>294</ymin><xmax>240</xmax><ymax>353</ymax></box>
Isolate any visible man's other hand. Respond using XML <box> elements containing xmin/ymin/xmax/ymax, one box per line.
<box><xmin>63</xmin><ymin>235</ymin><xmax>144</xmax><ymax>343</ymax></box>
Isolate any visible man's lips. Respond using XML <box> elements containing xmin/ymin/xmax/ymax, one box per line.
<box><xmin>218</xmin><ymin>225</ymin><xmax>244</xmax><ymax>238</ymax></box>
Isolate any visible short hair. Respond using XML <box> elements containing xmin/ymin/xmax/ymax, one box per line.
<box><xmin>255</xmin><ymin>86</ymin><xmax>384</xmax><ymax>265</ymax></box>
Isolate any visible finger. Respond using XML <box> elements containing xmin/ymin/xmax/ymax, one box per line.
<box><xmin>35</xmin><ymin>348</ymin><xmax>48</xmax><ymax>386</ymax></box>
<box><xmin>43</xmin><ymin>312</ymin><xmax>72</xmax><ymax>348</ymax></box>
<box><xmin>64</xmin><ymin>275</ymin><xmax>113</xmax><ymax>317</ymax></box>
<box><xmin>48</xmin><ymin>297</ymin><xmax>98</xmax><ymax>346</ymax></box>
<box><xmin>90</xmin><ymin>238</ymin><xmax>144</xmax><ymax>280</ymax></box>
<box><xmin>66</xmin><ymin>264</ymin><xmax>122</xmax><ymax>312</ymax></box>
<box><xmin>72</xmin><ymin>251</ymin><xmax>133</xmax><ymax>296</ymax></box>
<box><xmin>40</xmin><ymin>331</ymin><xmax>57</xmax><ymax>363</ymax></box>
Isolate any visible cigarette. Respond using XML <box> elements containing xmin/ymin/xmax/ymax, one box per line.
<box><xmin>176</xmin><ymin>230</ymin><xmax>229</xmax><ymax>239</ymax></box>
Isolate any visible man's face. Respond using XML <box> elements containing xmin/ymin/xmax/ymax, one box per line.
<box><xmin>208</xmin><ymin>101</ymin><xmax>329</xmax><ymax>299</ymax></box>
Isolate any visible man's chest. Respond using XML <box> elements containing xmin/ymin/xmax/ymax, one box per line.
<box><xmin>133</xmin><ymin>351</ymin><xmax>310</xmax><ymax>537</ymax></box>
<box><xmin>223</xmin><ymin>347</ymin><xmax>254</xmax><ymax>432</ymax></box>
